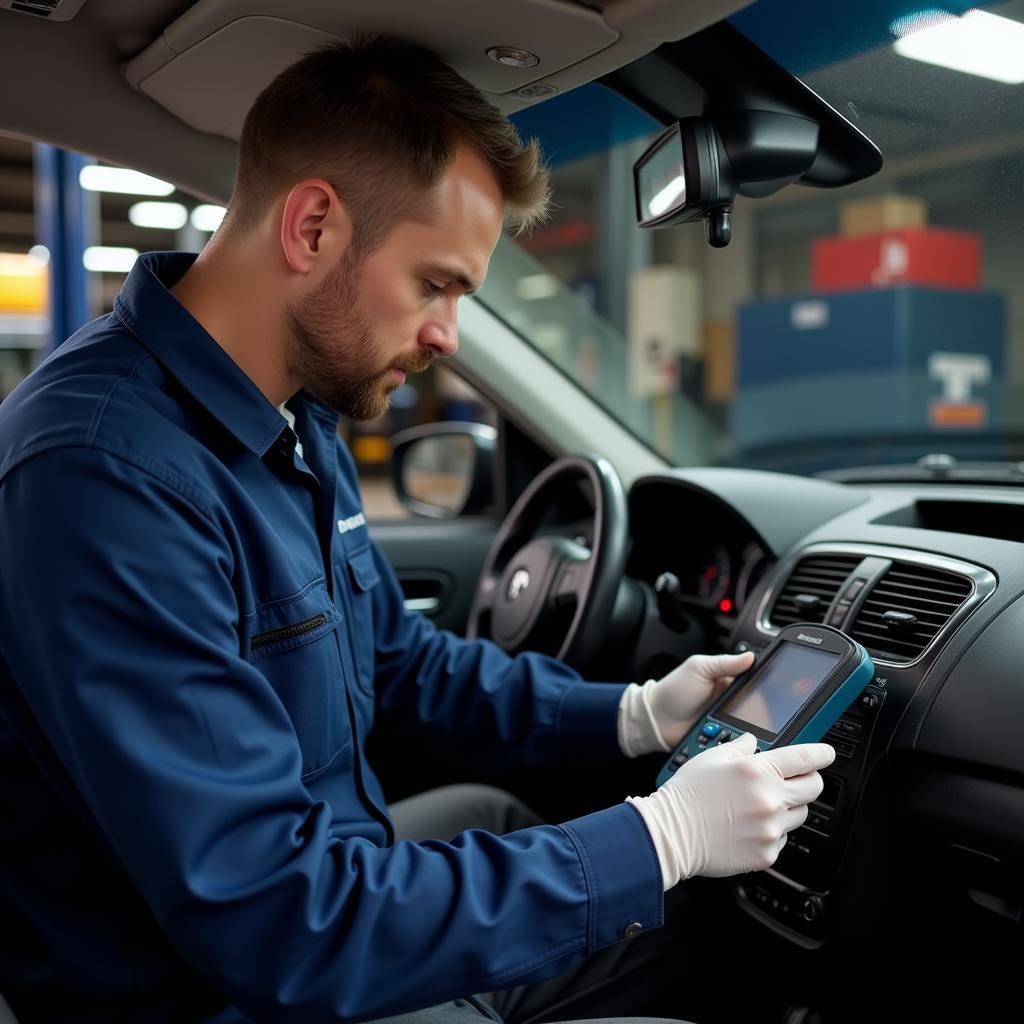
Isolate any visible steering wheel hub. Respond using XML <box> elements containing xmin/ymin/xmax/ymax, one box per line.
<box><xmin>493</xmin><ymin>539</ymin><xmax>560</xmax><ymax>647</ymax></box>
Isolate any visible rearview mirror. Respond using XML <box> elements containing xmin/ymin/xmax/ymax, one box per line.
<box><xmin>634</xmin><ymin>111</ymin><xmax>819</xmax><ymax>247</ymax></box>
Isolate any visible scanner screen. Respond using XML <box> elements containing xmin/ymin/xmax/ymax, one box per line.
<box><xmin>721</xmin><ymin>642</ymin><xmax>840</xmax><ymax>737</ymax></box>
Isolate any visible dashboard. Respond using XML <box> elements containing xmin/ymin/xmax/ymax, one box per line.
<box><xmin>619</xmin><ymin>467</ymin><xmax>1024</xmax><ymax>1016</ymax></box>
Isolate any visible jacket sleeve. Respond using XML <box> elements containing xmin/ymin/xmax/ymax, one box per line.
<box><xmin>0</xmin><ymin>447</ymin><xmax>662</xmax><ymax>1024</ymax></box>
<box><xmin>366</xmin><ymin>539</ymin><xmax>631</xmax><ymax>769</ymax></box>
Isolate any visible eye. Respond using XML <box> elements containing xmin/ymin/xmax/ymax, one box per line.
<box><xmin>423</xmin><ymin>280</ymin><xmax>445</xmax><ymax>298</ymax></box>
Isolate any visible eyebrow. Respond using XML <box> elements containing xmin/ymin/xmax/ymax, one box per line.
<box><xmin>423</xmin><ymin>264</ymin><xmax>481</xmax><ymax>296</ymax></box>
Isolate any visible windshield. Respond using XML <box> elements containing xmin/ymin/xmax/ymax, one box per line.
<box><xmin>480</xmin><ymin>0</ymin><xmax>1024</xmax><ymax>475</ymax></box>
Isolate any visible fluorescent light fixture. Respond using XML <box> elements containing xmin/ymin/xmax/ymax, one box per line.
<box><xmin>893</xmin><ymin>8</ymin><xmax>1024</xmax><ymax>84</ymax></box>
<box><xmin>83</xmin><ymin>247</ymin><xmax>138</xmax><ymax>273</ymax></box>
<box><xmin>190</xmin><ymin>204</ymin><xmax>227</xmax><ymax>232</ymax></box>
<box><xmin>128</xmin><ymin>201</ymin><xmax>188</xmax><ymax>230</ymax></box>
<box><xmin>514</xmin><ymin>273</ymin><xmax>560</xmax><ymax>301</ymax></box>
<box><xmin>0</xmin><ymin>252</ymin><xmax>45</xmax><ymax>275</ymax></box>
<box><xmin>79</xmin><ymin>165</ymin><xmax>175</xmax><ymax>196</ymax></box>
<box><xmin>648</xmin><ymin>175</ymin><xmax>686</xmax><ymax>218</ymax></box>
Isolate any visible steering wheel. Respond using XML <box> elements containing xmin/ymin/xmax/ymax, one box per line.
<box><xmin>465</xmin><ymin>454</ymin><xmax>628</xmax><ymax>670</ymax></box>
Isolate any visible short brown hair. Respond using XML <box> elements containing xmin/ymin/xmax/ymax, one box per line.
<box><xmin>227</xmin><ymin>35</ymin><xmax>551</xmax><ymax>248</ymax></box>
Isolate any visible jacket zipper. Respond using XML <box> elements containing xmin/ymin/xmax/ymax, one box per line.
<box><xmin>250</xmin><ymin>613</ymin><xmax>328</xmax><ymax>651</ymax></box>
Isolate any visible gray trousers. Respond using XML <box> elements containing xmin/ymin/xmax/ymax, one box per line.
<box><xmin>379</xmin><ymin>784</ymin><xmax>697</xmax><ymax>1024</ymax></box>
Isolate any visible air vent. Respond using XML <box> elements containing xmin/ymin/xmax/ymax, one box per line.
<box><xmin>850</xmin><ymin>562</ymin><xmax>972</xmax><ymax>663</ymax></box>
<box><xmin>1</xmin><ymin>0</ymin><xmax>87</xmax><ymax>20</ymax></box>
<box><xmin>768</xmin><ymin>554</ymin><xmax>862</xmax><ymax>628</ymax></box>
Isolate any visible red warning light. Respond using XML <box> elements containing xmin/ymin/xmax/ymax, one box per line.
<box><xmin>719</xmin><ymin>598</ymin><xmax>733</xmax><ymax>614</ymax></box>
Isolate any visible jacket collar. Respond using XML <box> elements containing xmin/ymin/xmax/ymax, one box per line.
<box><xmin>113</xmin><ymin>251</ymin><xmax>291</xmax><ymax>457</ymax></box>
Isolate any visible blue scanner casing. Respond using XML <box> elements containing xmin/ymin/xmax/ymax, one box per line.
<box><xmin>657</xmin><ymin>624</ymin><xmax>874</xmax><ymax>788</ymax></box>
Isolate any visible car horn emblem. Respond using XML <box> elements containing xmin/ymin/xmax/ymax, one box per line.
<box><xmin>507</xmin><ymin>568</ymin><xmax>530</xmax><ymax>602</ymax></box>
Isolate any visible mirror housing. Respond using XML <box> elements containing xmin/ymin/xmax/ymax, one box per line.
<box><xmin>391</xmin><ymin>422</ymin><xmax>496</xmax><ymax>519</ymax></box>
<box><xmin>634</xmin><ymin>110</ymin><xmax>819</xmax><ymax>247</ymax></box>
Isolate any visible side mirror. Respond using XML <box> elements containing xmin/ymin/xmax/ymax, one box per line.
<box><xmin>634</xmin><ymin>111</ymin><xmax>819</xmax><ymax>247</ymax></box>
<box><xmin>390</xmin><ymin>422</ymin><xmax>496</xmax><ymax>519</ymax></box>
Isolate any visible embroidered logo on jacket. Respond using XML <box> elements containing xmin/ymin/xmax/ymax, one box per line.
<box><xmin>336</xmin><ymin>513</ymin><xmax>367</xmax><ymax>535</ymax></box>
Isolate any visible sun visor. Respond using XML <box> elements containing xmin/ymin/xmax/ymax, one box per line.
<box><xmin>125</xmin><ymin>0</ymin><xmax>753</xmax><ymax>139</ymax></box>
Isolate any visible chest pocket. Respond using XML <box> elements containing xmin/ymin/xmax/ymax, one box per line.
<box><xmin>340</xmin><ymin>543</ymin><xmax>381</xmax><ymax>696</ymax></box>
<box><xmin>244</xmin><ymin>578</ymin><xmax>348</xmax><ymax>780</ymax></box>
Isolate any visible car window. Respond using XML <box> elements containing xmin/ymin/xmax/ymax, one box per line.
<box><xmin>480</xmin><ymin>0</ymin><xmax>1024</xmax><ymax>475</ymax></box>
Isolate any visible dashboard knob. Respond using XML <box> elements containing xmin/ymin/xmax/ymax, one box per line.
<box><xmin>654</xmin><ymin>572</ymin><xmax>691</xmax><ymax>632</ymax></box>
<box><xmin>654</xmin><ymin>571</ymin><xmax>679</xmax><ymax>595</ymax></box>
<box><xmin>800</xmin><ymin>896</ymin><xmax>824</xmax><ymax>923</ymax></box>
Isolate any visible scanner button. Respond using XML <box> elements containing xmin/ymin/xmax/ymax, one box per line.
<box><xmin>702</xmin><ymin>723</ymin><xmax>722</xmax><ymax>738</ymax></box>
<box><xmin>697</xmin><ymin>735</ymin><xmax>709</xmax><ymax>747</ymax></box>
<box><xmin>672</xmin><ymin>752</ymin><xmax>689</xmax><ymax>767</ymax></box>
<box><xmin>718</xmin><ymin>731</ymin><xmax>733</xmax><ymax>743</ymax></box>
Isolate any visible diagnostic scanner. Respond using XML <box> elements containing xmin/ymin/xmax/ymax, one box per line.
<box><xmin>657</xmin><ymin>624</ymin><xmax>874</xmax><ymax>787</ymax></box>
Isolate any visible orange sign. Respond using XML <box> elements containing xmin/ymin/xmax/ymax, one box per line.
<box><xmin>929</xmin><ymin>399</ymin><xmax>987</xmax><ymax>429</ymax></box>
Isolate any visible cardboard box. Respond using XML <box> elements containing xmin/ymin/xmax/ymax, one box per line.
<box><xmin>811</xmin><ymin>228</ymin><xmax>981</xmax><ymax>292</ymax></box>
<box><xmin>701</xmin><ymin>320</ymin><xmax>735</xmax><ymax>402</ymax></box>
<box><xmin>839</xmin><ymin>194</ymin><xmax>927</xmax><ymax>236</ymax></box>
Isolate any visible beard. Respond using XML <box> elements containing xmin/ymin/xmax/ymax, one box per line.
<box><xmin>285</xmin><ymin>251</ymin><xmax>431</xmax><ymax>420</ymax></box>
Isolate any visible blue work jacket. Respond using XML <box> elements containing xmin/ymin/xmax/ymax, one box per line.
<box><xmin>0</xmin><ymin>253</ymin><xmax>663</xmax><ymax>1023</ymax></box>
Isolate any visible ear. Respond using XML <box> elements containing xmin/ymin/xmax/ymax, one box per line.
<box><xmin>279</xmin><ymin>179</ymin><xmax>353</xmax><ymax>275</ymax></box>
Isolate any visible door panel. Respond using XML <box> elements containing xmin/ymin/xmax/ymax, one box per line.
<box><xmin>370</xmin><ymin>518</ymin><xmax>497</xmax><ymax>634</ymax></box>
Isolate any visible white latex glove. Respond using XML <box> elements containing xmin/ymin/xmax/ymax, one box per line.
<box><xmin>618</xmin><ymin>651</ymin><xmax>755</xmax><ymax>758</ymax></box>
<box><xmin>627</xmin><ymin>733</ymin><xmax>835</xmax><ymax>889</ymax></box>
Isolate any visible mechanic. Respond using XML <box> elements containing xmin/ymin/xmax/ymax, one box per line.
<box><xmin>0</xmin><ymin>36</ymin><xmax>834</xmax><ymax>1024</ymax></box>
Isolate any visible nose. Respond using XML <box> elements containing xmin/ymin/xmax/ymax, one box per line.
<box><xmin>419</xmin><ymin>299</ymin><xmax>459</xmax><ymax>358</ymax></box>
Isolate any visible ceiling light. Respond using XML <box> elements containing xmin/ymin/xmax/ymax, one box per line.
<box><xmin>893</xmin><ymin>8</ymin><xmax>1024</xmax><ymax>84</ymax></box>
<box><xmin>486</xmin><ymin>46</ymin><xmax>539</xmax><ymax>68</ymax></box>
<box><xmin>28</xmin><ymin>245</ymin><xmax>50</xmax><ymax>266</ymax></box>
<box><xmin>83</xmin><ymin>247</ymin><xmax>139</xmax><ymax>273</ymax></box>
<box><xmin>514</xmin><ymin>273</ymin><xmax>560</xmax><ymax>301</ymax></box>
<box><xmin>79</xmin><ymin>166</ymin><xmax>175</xmax><ymax>196</ymax></box>
<box><xmin>190</xmin><ymin>205</ymin><xmax>226</xmax><ymax>232</ymax></box>
<box><xmin>129</xmin><ymin>202</ymin><xmax>188</xmax><ymax>230</ymax></box>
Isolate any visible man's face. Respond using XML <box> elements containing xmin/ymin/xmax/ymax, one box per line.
<box><xmin>286</xmin><ymin>147</ymin><xmax>505</xmax><ymax>419</ymax></box>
